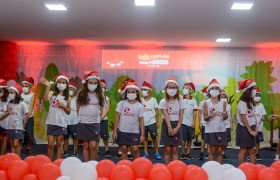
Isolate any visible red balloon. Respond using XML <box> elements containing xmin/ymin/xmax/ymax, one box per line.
<box><xmin>148</xmin><ymin>166</ymin><xmax>172</xmax><ymax>180</ymax></box>
<box><xmin>110</xmin><ymin>165</ymin><xmax>134</xmax><ymax>180</ymax></box>
<box><xmin>30</xmin><ymin>155</ymin><xmax>51</xmax><ymax>174</ymax></box>
<box><xmin>271</xmin><ymin>160</ymin><xmax>280</xmax><ymax>174</ymax></box>
<box><xmin>132</xmin><ymin>157</ymin><xmax>153</xmax><ymax>179</ymax></box>
<box><xmin>24</xmin><ymin>156</ymin><xmax>35</xmax><ymax>165</ymax></box>
<box><xmin>96</xmin><ymin>159</ymin><xmax>116</xmax><ymax>178</ymax></box>
<box><xmin>53</xmin><ymin>158</ymin><xmax>63</xmax><ymax>167</ymax></box>
<box><xmin>153</xmin><ymin>163</ymin><xmax>166</xmax><ymax>168</ymax></box>
<box><xmin>258</xmin><ymin>167</ymin><xmax>280</xmax><ymax>180</ymax></box>
<box><xmin>167</xmin><ymin>160</ymin><xmax>187</xmax><ymax>180</ymax></box>
<box><xmin>97</xmin><ymin>178</ymin><xmax>109</xmax><ymax>180</ymax></box>
<box><xmin>22</xmin><ymin>174</ymin><xmax>38</xmax><ymax>180</ymax></box>
<box><xmin>117</xmin><ymin>160</ymin><xmax>133</xmax><ymax>167</ymax></box>
<box><xmin>38</xmin><ymin>163</ymin><xmax>61</xmax><ymax>180</ymax></box>
<box><xmin>0</xmin><ymin>153</ymin><xmax>21</xmax><ymax>171</ymax></box>
<box><xmin>238</xmin><ymin>162</ymin><xmax>258</xmax><ymax>180</ymax></box>
<box><xmin>184</xmin><ymin>167</ymin><xmax>208</xmax><ymax>180</ymax></box>
<box><xmin>8</xmin><ymin>160</ymin><xmax>30</xmax><ymax>180</ymax></box>
<box><xmin>0</xmin><ymin>170</ymin><xmax>8</xmax><ymax>180</ymax></box>
<box><xmin>256</xmin><ymin>164</ymin><xmax>266</xmax><ymax>172</ymax></box>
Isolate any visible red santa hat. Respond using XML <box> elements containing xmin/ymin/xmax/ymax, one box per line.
<box><xmin>9</xmin><ymin>83</ymin><xmax>22</xmax><ymax>94</ymax></box>
<box><xmin>256</xmin><ymin>88</ymin><xmax>261</xmax><ymax>94</ymax></box>
<box><xmin>118</xmin><ymin>80</ymin><xmax>130</xmax><ymax>94</ymax></box>
<box><xmin>69</xmin><ymin>82</ymin><xmax>77</xmax><ymax>90</ymax></box>
<box><xmin>238</xmin><ymin>78</ymin><xmax>256</xmax><ymax>92</ymax></box>
<box><xmin>142</xmin><ymin>81</ymin><xmax>153</xmax><ymax>91</ymax></box>
<box><xmin>185</xmin><ymin>82</ymin><xmax>196</xmax><ymax>93</ymax></box>
<box><xmin>165</xmin><ymin>77</ymin><xmax>178</xmax><ymax>88</ymax></box>
<box><xmin>200</xmin><ymin>86</ymin><xmax>208</xmax><ymax>95</ymax></box>
<box><xmin>100</xmin><ymin>79</ymin><xmax>107</xmax><ymax>88</ymax></box>
<box><xmin>0</xmin><ymin>79</ymin><xmax>7</xmax><ymax>88</ymax></box>
<box><xmin>123</xmin><ymin>79</ymin><xmax>140</xmax><ymax>92</ymax></box>
<box><xmin>22</xmin><ymin>77</ymin><xmax>34</xmax><ymax>86</ymax></box>
<box><xmin>221</xmin><ymin>90</ymin><xmax>228</xmax><ymax>96</ymax></box>
<box><xmin>53</xmin><ymin>73</ymin><xmax>69</xmax><ymax>84</ymax></box>
<box><xmin>207</xmin><ymin>79</ymin><xmax>222</xmax><ymax>92</ymax></box>
<box><xmin>82</xmin><ymin>71</ymin><xmax>100</xmax><ymax>83</ymax></box>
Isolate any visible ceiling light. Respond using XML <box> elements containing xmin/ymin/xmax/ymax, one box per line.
<box><xmin>216</xmin><ymin>38</ymin><xmax>231</xmax><ymax>43</ymax></box>
<box><xmin>135</xmin><ymin>0</ymin><xmax>155</xmax><ymax>6</ymax></box>
<box><xmin>44</xmin><ymin>3</ymin><xmax>67</xmax><ymax>11</ymax></box>
<box><xmin>231</xmin><ymin>2</ymin><xmax>254</xmax><ymax>10</ymax></box>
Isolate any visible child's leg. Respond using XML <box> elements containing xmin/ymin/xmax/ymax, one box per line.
<box><xmin>89</xmin><ymin>141</ymin><xmax>98</xmax><ymax>160</ymax></box>
<box><xmin>152</xmin><ymin>137</ymin><xmax>159</xmax><ymax>154</ymax></box>
<box><xmin>56</xmin><ymin>135</ymin><xmax>64</xmax><ymax>159</ymax></box>
<box><xmin>208</xmin><ymin>145</ymin><xmax>215</xmax><ymax>161</ymax></box>
<box><xmin>143</xmin><ymin>137</ymin><xmax>149</xmax><ymax>154</ymax></box>
<box><xmin>63</xmin><ymin>138</ymin><xmax>69</xmax><ymax>152</ymax></box>
<box><xmin>47</xmin><ymin>135</ymin><xmax>55</xmax><ymax>160</ymax></box>
<box><xmin>277</xmin><ymin>140</ymin><xmax>280</xmax><ymax>155</ymax></box>
<box><xmin>10</xmin><ymin>139</ymin><xmax>15</xmax><ymax>153</ymax></box>
<box><xmin>132</xmin><ymin>145</ymin><xmax>140</xmax><ymax>158</ymax></box>
<box><xmin>127</xmin><ymin>146</ymin><xmax>132</xmax><ymax>154</ymax></box>
<box><xmin>256</xmin><ymin>142</ymin><xmax>260</xmax><ymax>155</ymax></box>
<box><xmin>238</xmin><ymin>147</ymin><xmax>247</xmax><ymax>164</ymax></box>
<box><xmin>103</xmin><ymin>138</ymin><xmax>109</xmax><ymax>152</ymax></box>
<box><xmin>0</xmin><ymin>136</ymin><xmax>7</xmax><ymax>155</ymax></box>
<box><xmin>83</xmin><ymin>141</ymin><xmax>89</xmax><ymax>162</ymax></box>
<box><xmin>248</xmin><ymin>147</ymin><xmax>256</xmax><ymax>164</ymax></box>
<box><xmin>171</xmin><ymin>146</ymin><xmax>178</xmax><ymax>161</ymax></box>
<box><xmin>181</xmin><ymin>140</ymin><xmax>186</xmax><ymax>154</ymax></box>
<box><xmin>73</xmin><ymin>139</ymin><xmax>78</xmax><ymax>151</ymax></box>
<box><xmin>164</xmin><ymin>145</ymin><xmax>171</xmax><ymax>164</ymax></box>
<box><xmin>186</xmin><ymin>140</ymin><xmax>192</xmax><ymax>155</ymax></box>
<box><xmin>217</xmin><ymin>146</ymin><xmax>223</xmax><ymax>163</ymax></box>
<box><xmin>14</xmin><ymin>139</ymin><xmax>21</xmax><ymax>155</ymax></box>
<box><xmin>121</xmin><ymin>145</ymin><xmax>128</xmax><ymax>159</ymax></box>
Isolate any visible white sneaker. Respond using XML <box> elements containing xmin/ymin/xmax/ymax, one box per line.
<box><xmin>274</xmin><ymin>154</ymin><xmax>279</xmax><ymax>161</ymax></box>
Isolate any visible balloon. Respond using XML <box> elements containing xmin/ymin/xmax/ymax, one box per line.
<box><xmin>153</xmin><ymin>163</ymin><xmax>166</xmax><ymax>168</ymax></box>
<box><xmin>201</xmin><ymin>161</ymin><xmax>223</xmax><ymax>180</ymax></box>
<box><xmin>221</xmin><ymin>168</ymin><xmax>246</xmax><ymax>180</ymax></box>
<box><xmin>87</xmin><ymin>160</ymin><xmax>99</xmax><ymax>168</ymax></box>
<box><xmin>258</xmin><ymin>167</ymin><xmax>280</xmax><ymax>180</ymax></box>
<box><xmin>222</xmin><ymin>164</ymin><xmax>235</xmax><ymax>171</ymax></box>
<box><xmin>167</xmin><ymin>160</ymin><xmax>187</xmax><ymax>180</ymax></box>
<box><xmin>238</xmin><ymin>162</ymin><xmax>258</xmax><ymax>180</ymax></box>
<box><xmin>0</xmin><ymin>170</ymin><xmax>8</xmax><ymax>180</ymax></box>
<box><xmin>271</xmin><ymin>160</ymin><xmax>280</xmax><ymax>174</ymax></box>
<box><xmin>96</xmin><ymin>159</ymin><xmax>116</xmax><ymax>178</ymax></box>
<box><xmin>22</xmin><ymin>174</ymin><xmax>38</xmax><ymax>180</ymax></box>
<box><xmin>132</xmin><ymin>157</ymin><xmax>153</xmax><ymax>179</ymax></box>
<box><xmin>38</xmin><ymin>163</ymin><xmax>61</xmax><ymax>180</ymax></box>
<box><xmin>184</xmin><ymin>167</ymin><xmax>208</xmax><ymax>180</ymax></box>
<box><xmin>24</xmin><ymin>156</ymin><xmax>35</xmax><ymax>165</ymax></box>
<box><xmin>110</xmin><ymin>165</ymin><xmax>134</xmax><ymax>180</ymax></box>
<box><xmin>117</xmin><ymin>160</ymin><xmax>133</xmax><ymax>167</ymax></box>
<box><xmin>8</xmin><ymin>160</ymin><xmax>30</xmax><ymax>180</ymax></box>
<box><xmin>56</xmin><ymin>176</ymin><xmax>71</xmax><ymax>180</ymax></box>
<box><xmin>0</xmin><ymin>153</ymin><xmax>21</xmax><ymax>171</ymax></box>
<box><xmin>53</xmin><ymin>159</ymin><xmax>63</xmax><ymax>167</ymax></box>
<box><xmin>97</xmin><ymin>178</ymin><xmax>109</xmax><ymax>180</ymax></box>
<box><xmin>70</xmin><ymin>163</ymin><xmax>98</xmax><ymax>180</ymax></box>
<box><xmin>30</xmin><ymin>155</ymin><xmax>51</xmax><ymax>174</ymax></box>
<box><xmin>60</xmin><ymin>157</ymin><xmax>82</xmax><ymax>177</ymax></box>
<box><xmin>256</xmin><ymin>164</ymin><xmax>266</xmax><ymax>172</ymax></box>
<box><xmin>148</xmin><ymin>165</ymin><xmax>172</xmax><ymax>180</ymax></box>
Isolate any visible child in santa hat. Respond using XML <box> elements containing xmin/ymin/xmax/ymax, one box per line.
<box><xmin>141</xmin><ymin>81</ymin><xmax>162</xmax><ymax>160</ymax></box>
<box><xmin>7</xmin><ymin>83</ymin><xmax>29</xmax><ymax>155</ymax></box>
<box><xmin>236</xmin><ymin>78</ymin><xmax>258</xmax><ymax>164</ymax></box>
<box><xmin>21</xmin><ymin>76</ymin><xmax>36</xmax><ymax>154</ymax></box>
<box><xmin>203</xmin><ymin>79</ymin><xmax>228</xmax><ymax>164</ymax></box>
<box><xmin>76</xmin><ymin>71</ymin><xmax>105</xmax><ymax>161</ymax></box>
<box><xmin>0</xmin><ymin>79</ymin><xmax>9</xmax><ymax>155</ymax></box>
<box><xmin>113</xmin><ymin>79</ymin><xmax>144</xmax><ymax>160</ymax></box>
<box><xmin>42</xmin><ymin>73</ymin><xmax>71</xmax><ymax>160</ymax></box>
<box><xmin>181</xmin><ymin>82</ymin><xmax>198</xmax><ymax>161</ymax></box>
<box><xmin>159</xmin><ymin>78</ymin><xmax>185</xmax><ymax>164</ymax></box>
<box><xmin>269</xmin><ymin>115</ymin><xmax>280</xmax><ymax>160</ymax></box>
<box><xmin>63</xmin><ymin>82</ymin><xmax>79</xmax><ymax>157</ymax></box>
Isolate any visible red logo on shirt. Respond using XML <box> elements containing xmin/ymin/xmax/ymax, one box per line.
<box><xmin>123</xmin><ymin>107</ymin><xmax>135</xmax><ymax>117</ymax></box>
<box><xmin>52</xmin><ymin>99</ymin><xmax>59</xmax><ymax>107</ymax></box>
<box><xmin>248</xmin><ymin>109</ymin><xmax>255</xmax><ymax>118</ymax></box>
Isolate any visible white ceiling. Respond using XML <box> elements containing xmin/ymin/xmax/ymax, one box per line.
<box><xmin>0</xmin><ymin>0</ymin><xmax>280</xmax><ymax>47</ymax></box>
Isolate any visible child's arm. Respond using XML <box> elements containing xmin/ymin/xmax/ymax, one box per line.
<box><xmin>113</xmin><ymin>112</ymin><xmax>120</xmax><ymax>142</ymax></box>
<box><xmin>58</xmin><ymin>100</ymin><xmax>71</xmax><ymax>115</ymax></box>
<box><xmin>42</xmin><ymin>78</ymin><xmax>52</xmax><ymax>102</ymax></box>
<box><xmin>241</xmin><ymin>114</ymin><xmax>257</xmax><ymax>137</ymax></box>
<box><xmin>23</xmin><ymin>113</ymin><xmax>29</xmax><ymax>126</ymax></box>
<box><xmin>155</xmin><ymin>108</ymin><xmax>159</xmax><ymax>128</ymax></box>
<box><xmin>192</xmin><ymin>109</ymin><xmax>197</xmax><ymax>128</ymax></box>
<box><xmin>203</xmin><ymin>101</ymin><xmax>215</xmax><ymax>121</ymax></box>
<box><xmin>198</xmin><ymin>110</ymin><xmax>202</xmax><ymax>129</ymax></box>
<box><xmin>27</xmin><ymin>94</ymin><xmax>36</xmax><ymax>117</ymax></box>
<box><xmin>172</xmin><ymin>108</ymin><xmax>184</xmax><ymax>136</ymax></box>
<box><xmin>161</xmin><ymin>109</ymin><xmax>172</xmax><ymax>136</ymax></box>
<box><xmin>0</xmin><ymin>109</ymin><xmax>11</xmax><ymax>121</ymax></box>
<box><xmin>139</xmin><ymin>116</ymin><xmax>144</xmax><ymax>143</ymax></box>
<box><xmin>100</xmin><ymin>97</ymin><xmax>110</xmax><ymax>121</ymax></box>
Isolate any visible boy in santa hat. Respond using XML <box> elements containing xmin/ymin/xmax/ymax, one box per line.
<box><xmin>0</xmin><ymin>79</ymin><xmax>9</xmax><ymax>155</ymax></box>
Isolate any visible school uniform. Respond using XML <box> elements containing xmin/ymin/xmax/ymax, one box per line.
<box><xmin>181</xmin><ymin>96</ymin><xmax>197</xmax><ymax>141</ymax></box>
<box><xmin>141</xmin><ymin>97</ymin><xmax>158</xmax><ymax>138</ymax></box>
<box><xmin>21</xmin><ymin>92</ymin><xmax>35</xmax><ymax>143</ymax></box>
<box><xmin>224</xmin><ymin>104</ymin><xmax>232</xmax><ymax>142</ymax></box>
<box><xmin>255</xmin><ymin>103</ymin><xmax>266</xmax><ymax>143</ymax></box>
<box><xmin>100</xmin><ymin>96</ymin><xmax>109</xmax><ymax>140</ymax></box>
<box><xmin>0</xmin><ymin>101</ymin><xmax>9</xmax><ymax>136</ymax></box>
<box><xmin>199</xmin><ymin>100</ymin><xmax>207</xmax><ymax>140</ymax></box>
<box><xmin>65</xmin><ymin>96</ymin><xmax>78</xmax><ymax>139</ymax></box>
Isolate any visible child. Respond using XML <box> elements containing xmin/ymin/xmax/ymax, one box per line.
<box><xmin>0</xmin><ymin>79</ymin><xmax>9</xmax><ymax>155</ymax></box>
<box><xmin>159</xmin><ymin>78</ymin><xmax>185</xmax><ymax>164</ymax></box>
<box><xmin>203</xmin><ymin>79</ymin><xmax>228</xmax><ymax>164</ymax></box>
<box><xmin>7</xmin><ymin>83</ymin><xmax>29</xmax><ymax>155</ymax></box>
<box><xmin>100</xmin><ymin>79</ymin><xmax>111</xmax><ymax>158</ymax></box>
<box><xmin>113</xmin><ymin>79</ymin><xmax>144</xmax><ymax>160</ymax></box>
<box><xmin>236</xmin><ymin>78</ymin><xmax>258</xmax><ymax>164</ymax></box>
<box><xmin>254</xmin><ymin>88</ymin><xmax>266</xmax><ymax>160</ymax></box>
<box><xmin>181</xmin><ymin>82</ymin><xmax>197</xmax><ymax>160</ymax></box>
<box><xmin>269</xmin><ymin>114</ymin><xmax>280</xmax><ymax>160</ymax></box>
<box><xmin>43</xmin><ymin>73</ymin><xmax>71</xmax><ymax>160</ymax></box>
<box><xmin>220</xmin><ymin>90</ymin><xmax>232</xmax><ymax>160</ymax></box>
<box><xmin>76</xmin><ymin>71</ymin><xmax>104</xmax><ymax>161</ymax></box>
<box><xmin>21</xmin><ymin>77</ymin><xmax>36</xmax><ymax>154</ymax></box>
<box><xmin>63</xmin><ymin>82</ymin><xmax>79</xmax><ymax>157</ymax></box>
<box><xmin>141</xmin><ymin>81</ymin><xmax>161</xmax><ymax>160</ymax></box>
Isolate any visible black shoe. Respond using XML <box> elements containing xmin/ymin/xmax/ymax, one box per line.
<box><xmin>205</xmin><ymin>154</ymin><xmax>209</xmax><ymax>160</ymax></box>
<box><xmin>186</xmin><ymin>153</ymin><xmax>194</xmax><ymax>160</ymax></box>
<box><xmin>180</xmin><ymin>153</ymin><xmax>187</xmax><ymax>160</ymax></box>
<box><xmin>223</xmin><ymin>154</ymin><xmax>227</xmax><ymax>160</ymax></box>
<box><xmin>127</xmin><ymin>153</ymin><xmax>134</xmax><ymax>160</ymax></box>
<box><xmin>116</xmin><ymin>153</ymin><xmax>122</xmax><ymax>159</ymax></box>
<box><xmin>73</xmin><ymin>150</ymin><xmax>79</xmax><ymax>157</ymax></box>
<box><xmin>199</xmin><ymin>152</ymin><xmax>204</xmax><ymax>160</ymax></box>
<box><xmin>256</xmin><ymin>154</ymin><xmax>262</xmax><ymax>161</ymax></box>
<box><xmin>24</xmin><ymin>148</ymin><xmax>32</xmax><ymax>154</ymax></box>
<box><xmin>63</xmin><ymin>150</ymin><xmax>68</xmax><ymax>157</ymax></box>
<box><xmin>97</xmin><ymin>151</ymin><xmax>100</xmax><ymax>156</ymax></box>
<box><xmin>105</xmin><ymin>150</ymin><xmax>111</xmax><ymax>158</ymax></box>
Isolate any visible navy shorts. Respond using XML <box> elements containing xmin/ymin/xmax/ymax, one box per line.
<box><xmin>76</xmin><ymin>123</ymin><xmax>100</xmax><ymax>142</ymax></box>
<box><xmin>100</xmin><ymin>120</ymin><xmax>109</xmax><ymax>139</ymax></box>
<box><xmin>226</xmin><ymin>128</ymin><xmax>231</xmax><ymax>142</ymax></box>
<box><xmin>47</xmin><ymin>125</ymin><xmax>67</xmax><ymax>136</ymax></box>
<box><xmin>64</xmin><ymin>124</ymin><xmax>78</xmax><ymax>139</ymax></box>
<box><xmin>205</xmin><ymin>132</ymin><xmax>228</xmax><ymax>146</ymax></box>
<box><xmin>0</xmin><ymin>126</ymin><xmax>7</xmax><ymax>136</ymax></box>
<box><xmin>117</xmin><ymin>131</ymin><xmax>140</xmax><ymax>146</ymax></box>
<box><xmin>24</xmin><ymin>117</ymin><xmax>35</xmax><ymax>143</ymax></box>
<box><xmin>181</xmin><ymin>124</ymin><xmax>195</xmax><ymax>141</ymax></box>
<box><xmin>7</xmin><ymin>129</ymin><xmax>24</xmax><ymax>140</ymax></box>
<box><xmin>256</xmin><ymin>132</ymin><xmax>264</xmax><ymax>143</ymax></box>
<box><xmin>144</xmin><ymin>123</ymin><xmax>158</xmax><ymax>138</ymax></box>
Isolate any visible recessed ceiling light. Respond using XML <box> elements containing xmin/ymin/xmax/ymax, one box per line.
<box><xmin>135</xmin><ymin>0</ymin><xmax>155</xmax><ymax>6</ymax></box>
<box><xmin>216</xmin><ymin>38</ymin><xmax>231</xmax><ymax>43</ymax></box>
<box><xmin>231</xmin><ymin>2</ymin><xmax>253</xmax><ymax>10</ymax></box>
<box><xmin>44</xmin><ymin>3</ymin><xmax>67</xmax><ymax>11</ymax></box>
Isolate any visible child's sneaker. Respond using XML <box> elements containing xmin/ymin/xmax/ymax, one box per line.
<box><xmin>155</xmin><ymin>153</ymin><xmax>162</xmax><ymax>160</ymax></box>
<box><xmin>63</xmin><ymin>150</ymin><xmax>68</xmax><ymax>157</ymax></box>
<box><xmin>142</xmin><ymin>153</ymin><xmax>149</xmax><ymax>158</ymax></box>
<box><xmin>127</xmin><ymin>153</ymin><xmax>134</xmax><ymax>160</ymax></box>
<box><xmin>105</xmin><ymin>150</ymin><xmax>111</xmax><ymax>158</ymax></box>
<box><xmin>180</xmin><ymin>153</ymin><xmax>187</xmax><ymax>160</ymax></box>
<box><xmin>186</xmin><ymin>153</ymin><xmax>194</xmax><ymax>160</ymax></box>
<box><xmin>116</xmin><ymin>152</ymin><xmax>122</xmax><ymax>159</ymax></box>
<box><xmin>256</xmin><ymin>154</ymin><xmax>262</xmax><ymax>161</ymax></box>
<box><xmin>199</xmin><ymin>152</ymin><xmax>204</xmax><ymax>160</ymax></box>
<box><xmin>274</xmin><ymin>154</ymin><xmax>279</xmax><ymax>161</ymax></box>
<box><xmin>73</xmin><ymin>150</ymin><xmax>79</xmax><ymax>157</ymax></box>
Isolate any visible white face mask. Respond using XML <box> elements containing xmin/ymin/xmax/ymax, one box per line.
<box><xmin>210</xmin><ymin>89</ymin><xmax>220</xmax><ymax>98</ymax></box>
<box><xmin>251</xmin><ymin>89</ymin><xmax>257</xmax><ymax>97</ymax></box>
<box><xmin>22</xmin><ymin>87</ymin><xmax>30</xmax><ymax>93</ymax></box>
<box><xmin>0</xmin><ymin>93</ymin><xmax>3</xmax><ymax>97</ymax></box>
<box><xmin>57</xmin><ymin>83</ymin><xmax>66</xmax><ymax>91</ymax></box>
<box><xmin>69</xmin><ymin>90</ymin><xmax>74</xmax><ymax>96</ymax></box>
<box><xmin>254</xmin><ymin>96</ymin><xmax>261</xmax><ymax>102</ymax></box>
<box><xmin>182</xmin><ymin>89</ymin><xmax>189</xmax><ymax>95</ymax></box>
<box><xmin>221</xmin><ymin>98</ymin><xmax>227</xmax><ymax>102</ymax></box>
<box><xmin>102</xmin><ymin>88</ymin><xmax>105</xmax><ymax>93</ymax></box>
<box><xmin>127</xmin><ymin>93</ymin><xmax>137</xmax><ymax>100</ymax></box>
<box><xmin>88</xmin><ymin>84</ymin><xmax>97</xmax><ymax>91</ymax></box>
<box><xmin>167</xmin><ymin>89</ymin><xmax>177</xmax><ymax>97</ymax></box>
<box><xmin>9</xmin><ymin>93</ymin><xmax>16</xmax><ymax>100</ymax></box>
<box><xmin>142</xmin><ymin>90</ymin><xmax>149</xmax><ymax>97</ymax></box>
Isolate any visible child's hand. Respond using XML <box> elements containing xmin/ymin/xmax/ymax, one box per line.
<box><xmin>140</xmin><ymin>135</ymin><xmax>144</xmax><ymax>143</ymax></box>
<box><xmin>42</xmin><ymin>78</ymin><xmax>51</xmax><ymax>87</ymax></box>
<box><xmin>170</xmin><ymin>127</ymin><xmax>179</xmax><ymax>136</ymax></box>
<box><xmin>249</xmin><ymin>130</ymin><xmax>258</xmax><ymax>137</ymax></box>
<box><xmin>222</xmin><ymin>111</ymin><xmax>228</xmax><ymax>119</ymax></box>
<box><xmin>112</xmin><ymin>132</ymin><xmax>117</xmax><ymax>142</ymax></box>
<box><xmin>209</xmin><ymin>110</ymin><xmax>217</xmax><ymax>118</ymax></box>
<box><xmin>58</xmin><ymin>102</ymin><xmax>65</xmax><ymax>108</ymax></box>
<box><xmin>269</xmin><ymin>114</ymin><xmax>277</xmax><ymax>120</ymax></box>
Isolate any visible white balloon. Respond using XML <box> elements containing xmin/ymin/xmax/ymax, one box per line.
<box><xmin>221</xmin><ymin>168</ymin><xmax>246</xmax><ymax>180</ymax></box>
<box><xmin>86</xmin><ymin>160</ymin><xmax>99</xmax><ymax>168</ymax></box>
<box><xmin>70</xmin><ymin>163</ymin><xmax>97</xmax><ymax>180</ymax></box>
<box><xmin>222</xmin><ymin>164</ymin><xmax>235</xmax><ymax>171</ymax></box>
<box><xmin>56</xmin><ymin>176</ymin><xmax>71</xmax><ymax>180</ymax></box>
<box><xmin>202</xmin><ymin>161</ymin><xmax>223</xmax><ymax>180</ymax></box>
<box><xmin>60</xmin><ymin>157</ymin><xmax>82</xmax><ymax>177</ymax></box>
